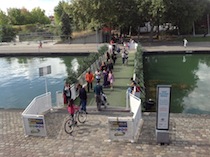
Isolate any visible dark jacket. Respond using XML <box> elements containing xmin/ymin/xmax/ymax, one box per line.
<box><xmin>79</xmin><ymin>88</ymin><xmax>87</xmax><ymax>100</ymax></box>
<box><xmin>94</xmin><ymin>84</ymin><xmax>103</xmax><ymax>95</ymax></box>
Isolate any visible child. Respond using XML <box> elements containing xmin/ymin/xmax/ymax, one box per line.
<box><xmin>67</xmin><ymin>99</ymin><xmax>75</xmax><ymax>118</ymax></box>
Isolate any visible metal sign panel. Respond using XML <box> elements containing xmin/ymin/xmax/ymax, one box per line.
<box><xmin>39</xmin><ymin>65</ymin><xmax>51</xmax><ymax>77</ymax></box>
<box><xmin>156</xmin><ymin>85</ymin><xmax>171</xmax><ymax>130</ymax></box>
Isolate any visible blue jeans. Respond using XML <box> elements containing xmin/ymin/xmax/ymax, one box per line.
<box><xmin>127</xmin><ymin>87</ymin><xmax>132</xmax><ymax>93</ymax></box>
<box><xmin>80</xmin><ymin>99</ymin><xmax>87</xmax><ymax>112</ymax></box>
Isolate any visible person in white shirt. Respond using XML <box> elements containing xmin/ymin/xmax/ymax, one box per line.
<box><xmin>183</xmin><ymin>38</ymin><xmax>188</xmax><ymax>47</ymax></box>
<box><xmin>95</xmin><ymin>69</ymin><xmax>101</xmax><ymax>81</ymax></box>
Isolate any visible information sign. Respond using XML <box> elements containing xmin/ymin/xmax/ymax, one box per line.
<box><xmin>156</xmin><ymin>85</ymin><xmax>171</xmax><ymax>130</ymax></box>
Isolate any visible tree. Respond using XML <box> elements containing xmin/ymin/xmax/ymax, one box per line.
<box><xmin>20</xmin><ymin>8</ymin><xmax>32</xmax><ymax>24</ymax></box>
<box><xmin>0</xmin><ymin>10</ymin><xmax>9</xmax><ymax>25</ymax></box>
<box><xmin>0</xmin><ymin>25</ymin><xmax>16</xmax><ymax>42</ymax></box>
<box><xmin>7</xmin><ymin>8</ymin><xmax>25</xmax><ymax>25</ymax></box>
<box><xmin>30</xmin><ymin>7</ymin><xmax>50</xmax><ymax>24</ymax></box>
<box><xmin>54</xmin><ymin>1</ymin><xmax>69</xmax><ymax>25</ymax></box>
<box><xmin>61</xmin><ymin>12</ymin><xmax>72</xmax><ymax>41</ymax></box>
<box><xmin>69</xmin><ymin>0</ymin><xmax>142</xmax><ymax>36</ymax></box>
<box><xmin>136</xmin><ymin>0</ymin><xmax>165</xmax><ymax>40</ymax></box>
<box><xmin>163</xmin><ymin>0</ymin><xmax>207</xmax><ymax>35</ymax></box>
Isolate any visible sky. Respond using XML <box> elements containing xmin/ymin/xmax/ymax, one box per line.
<box><xmin>0</xmin><ymin>0</ymin><xmax>63</xmax><ymax>16</ymax></box>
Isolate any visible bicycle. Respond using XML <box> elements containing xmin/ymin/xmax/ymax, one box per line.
<box><xmin>64</xmin><ymin>105</ymin><xmax>87</xmax><ymax>134</ymax></box>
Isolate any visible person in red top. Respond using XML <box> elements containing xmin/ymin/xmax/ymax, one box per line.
<box><xmin>67</xmin><ymin>99</ymin><xmax>75</xmax><ymax>118</ymax></box>
<box><xmin>85</xmin><ymin>70</ymin><xmax>94</xmax><ymax>92</ymax></box>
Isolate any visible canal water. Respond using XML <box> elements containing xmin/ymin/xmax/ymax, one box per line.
<box><xmin>144</xmin><ymin>54</ymin><xmax>210</xmax><ymax>114</ymax></box>
<box><xmin>0</xmin><ymin>56</ymin><xmax>84</xmax><ymax>109</ymax></box>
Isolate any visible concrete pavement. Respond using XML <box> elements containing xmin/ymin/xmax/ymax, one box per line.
<box><xmin>1</xmin><ymin>109</ymin><xmax>210</xmax><ymax>157</ymax></box>
<box><xmin>1</xmin><ymin>41</ymin><xmax>210</xmax><ymax>56</ymax></box>
<box><xmin>0</xmin><ymin>42</ymin><xmax>104</xmax><ymax>55</ymax></box>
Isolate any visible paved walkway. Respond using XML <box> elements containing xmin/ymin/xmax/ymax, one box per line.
<box><xmin>1</xmin><ymin>109</ymin><xmax>210</xmax><ymax>157</ymax></box>
<box><xmin>86</xmin><ymin>52</ymin><xmax>135</xmax><ymax>108</ymax></box>
<box><xmin>1</xmin><ymin>42</ymin><xmax>210</xmax><ymax>157</ymax></box>
<box><xmin>1</xmin><ymin>41</ymin><xmax>210</xmax><ymax>55</ymax></box>
<box><xmin>0</xmin><ymin>42</ymin><xmax>104</xmax><ymax>55</ymax></box>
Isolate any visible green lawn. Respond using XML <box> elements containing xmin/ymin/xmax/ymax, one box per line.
<box><xmin>178</xmin><ymin>36</ymin><xmax>210</xmax><ymax>42</ymax></box>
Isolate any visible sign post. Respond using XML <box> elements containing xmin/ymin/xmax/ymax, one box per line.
<box><xmin>39</xmin><ymin>65</ymin><xmax>51</xmax><ymax>93</ymax></box>
<box><xmin>156</xmin><ymin>85</ymin><xmax>171</xmax><ymax>144</ymax></box>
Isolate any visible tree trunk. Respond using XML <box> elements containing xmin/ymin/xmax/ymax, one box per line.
<box><xmin>192</xmin><ymin>22</ymin><xmax>195</xmax><ymax>36</ymax></box>
<box><xmin>129</xmin><ymin>26</ymin><xmax>132</xmax><ymax>37</ymax></box>
<box><xmin>149</xmin><ymin>25</ymin><xmax>154</xmax><ymax>42</ymax></box>
<box><xmin>137</xmin><ymin>26</ymin><xmax>140</xmax><ymax>42</ymax></box>
<box><xmin>207</xmin><ymin>14</ymin><xmax>210</xmax><ymax>34</ymax></box>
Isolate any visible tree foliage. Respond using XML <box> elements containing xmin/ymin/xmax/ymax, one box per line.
<box><xmin>7</xmin><ymin>8</ymin><xmax>25</xmax><ymax>25</ymax></box>
<box><xmin>4</xmin><ymin>7</ymin><xmax>50</xmax><ymax>25</ymax></box>
<box><xmin>61</xmin><ymin>12</ymin><xmax>72</xmax><ymax>40</ymax></box>
<box><xmin>68</xmin><ymin>0</ymin><xmax>141</xmax><ymax>34</ymax></box>
<box><xmin>30</xmin><ymin>7</ymin><xmax>50</xmax><ymax>24</ymax></box>
<box><xmin>163</xmin><ymin>0</ymin><xmax>208</xmax><ymax>34</ymax></box>
<box><xmin>1</xmin><ymin>0</ymin><xmax>210</xmax><ymax>38</ymax></box>
<box><xmin>54</xmin><ymin>1</ymin><xmax>69</xmax><ymax>25</ymax></box>
<box><xmin>0</xmin><ymin>25</ymin><xmax>16</xmax><ymax>42</ymax></box>
<box><xmin>0</xmin><ymin>10</ymin><xmax>9</xmax><ymax>25</ymax></box>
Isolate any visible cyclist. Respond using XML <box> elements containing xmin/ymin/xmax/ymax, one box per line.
<box><xmin>94</xmin><ymin>80</ymin><xmax>103</xmax><ymax>111</ymax></box>
<box><xmin>67</xmin><ymin>99</ymin><xmax>75</xmax><ymax>118</ymax></box>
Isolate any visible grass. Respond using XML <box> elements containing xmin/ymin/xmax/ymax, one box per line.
<box><xmin>181</xmin><ymin>36</ymin><xmax>210</xmax><ymax>42</ymax></box>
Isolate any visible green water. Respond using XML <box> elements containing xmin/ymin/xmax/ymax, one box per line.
<box><xmin>143</xmin><ymin>54</ymin><xmax>210</xmax><ymax>114</ymax></box>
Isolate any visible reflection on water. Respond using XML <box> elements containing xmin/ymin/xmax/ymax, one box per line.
<box><xmin>183</xmin><ymin>62</ymin><xmax>210</xmax><ymax>114</ymax></box>
<box><xmin>144</xmin><ymin>54</ymin><xmax>210</xmax><ymax>114</ymax></box>
<box><xmin>0</xmin><ymin>56</ymin><xmax>83</xmax><ymax>109</ymax></box>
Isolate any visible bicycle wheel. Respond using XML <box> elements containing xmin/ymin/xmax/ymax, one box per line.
<box><xmin>77</xmin><ymin>110</ymin><xmax>87</xmax><ymax>123</ymax></box>
<box><xmin>64</xmin><ymin>118</ymin><xmax>74</xmax><ymax>134</ymax></box>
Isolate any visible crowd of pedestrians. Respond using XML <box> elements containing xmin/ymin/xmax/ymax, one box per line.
<box><xmin>63</xmin><ymin>42</ymin><xmax>130</xmax><ymax>112</ymax></box>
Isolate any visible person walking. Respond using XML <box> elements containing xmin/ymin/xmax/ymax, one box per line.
<box><xmin>107</xmin><ymin>59</ymin><xmax>113</xmax><ymax>71</ymax></box>
<box><xmin>94</xmin><ymin>80</ymin><xmax>103</xmax><ymax>111</ymax></box>
<box><xmin>121</xmin><ymin>48</ymin><xmax>128</xmax><ymax>65</ymax></box>
<box><xmin>183</xmin><ymin>38</ymin><xmax>188</xmax><ymax>48</ymax></box>
<box><xmin>103</xmin><ymin>69</ymin><xmax>110</xmax><ymax>87</ymax></box>
<box><xmin>63</xmin><ymin>82</ymin><xmax>71</xmax><ymax>104</ymax></box>
<box><xmin>106</xmin><ymin>51</ymin><xmax>111</xmax><ymax>62</ymax></box>
<box><xmin>108</xmin><ymin>70</ymin><xmax>114</xmax><ymax>90</ymax></box>
<box><xmin>85</xmin><ymin>70</ymin><xmax>94</xmax><ymax>92</ymax></box>
<box><xmin>38</xmin><ymin>41</ymin><xmax>42</xmax><ymax>48</ymax></box>
<box><xmin>95</xmin><ymin>68</ymin><xmax>101</xmax><ymax>82</ymax></box>
<box><xmin>77</xmin><ymin>84</ymin><xmax>88</xmax><ymax>113</ymax></box>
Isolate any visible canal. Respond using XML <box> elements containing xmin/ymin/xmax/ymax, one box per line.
<box><xmin>0</xmin><ymin>56</ymin><xmax>85</xmax><ymax>109</ymax></box>
<box><xmin>144</xmin><ymin>53</ymin><xmax>210</xmax><ymax>114</ymax></box>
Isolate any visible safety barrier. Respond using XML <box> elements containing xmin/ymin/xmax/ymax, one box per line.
<box><xmin>22</xmin><ymin>92</ymin><xmax>52</xmax><ymax>137</ymax></box>
<box><xmin>55</xmin><ymin>49</ymin><xmax>107</xmax><ymax>108</ymax></box>
<box><xmin>108</xmin><ymin>94</ymin><xmax>143</xmax><ymax>143</ymax></box>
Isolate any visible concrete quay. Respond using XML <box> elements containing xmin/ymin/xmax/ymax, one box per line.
<box><xmin>142</xmin><ymin>41</ymin><xmax>210</xmax><ymax>53</ymax></box>
<box><xmin>1</xmin><ymin>109</ymin><xmax>210</xmax><ymax>157</ymax></box>
<box><xmin>0</xmin><ymin>42</ymin><xmax>104</xmax><ymax>56</ymax></box>
<box><xmin>0</xmin><ymin>41</ymin><xmax>210</xmax><ymax>56</ymax></box>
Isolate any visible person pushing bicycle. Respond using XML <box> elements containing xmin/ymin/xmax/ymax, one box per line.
<box><xmin>65</xmin><ymin>99</ymin><xmax>87</xmax><ymax>134</ymax></box>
